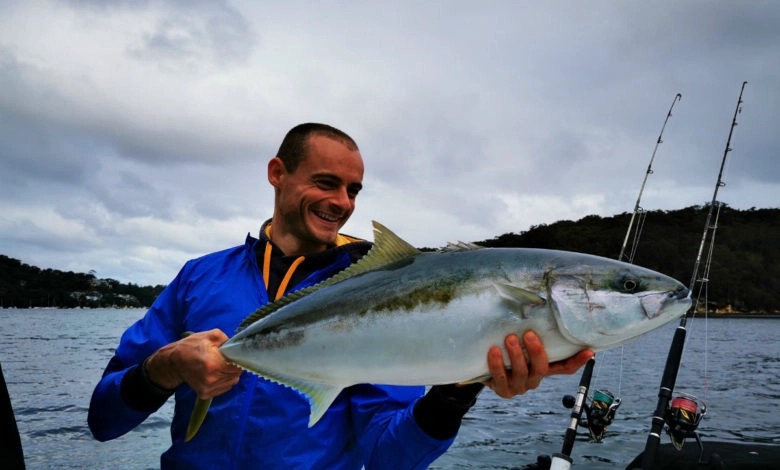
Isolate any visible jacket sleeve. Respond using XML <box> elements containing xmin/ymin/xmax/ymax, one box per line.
<box><xmin>87</xmin><ymin>273</ymin><xmax>184</xmax><ymax>441</ymax></box>
<box><xmin>349</xmin><ymin>384</ymin><xmax>455</xmax><ymax>470</ymax></box>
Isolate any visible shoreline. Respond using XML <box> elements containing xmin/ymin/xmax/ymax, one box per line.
<box><xmin>694</xmin><ymin>313</ymin><xmax>780</xmax><ymax>319</ymax></box>
<box><xmin>2</xmin><ymin>306</ymin><xmax>779</xmax><ymax>319</ymax></box>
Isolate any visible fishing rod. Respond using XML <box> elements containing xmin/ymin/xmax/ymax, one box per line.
<box><xmin>544</xmin><ymin>93</ymin><xmax>684</xmax><ymax>468</ymax></box>
<box><xmin>549</xmin><ymin>358</ymin><xmax>595</xmax><ymax>470</ymax></box>
<box><xmin>576</xmin><ymin>93</ymin><xmax>683</xmax><ymax>444</ymax></box>
<box><xmin>619</xmin><ymin>93</ymin><xmax>683</xmax><ymax>263</ymax></box>
<box><xmin>639</xmin><ymin>81</ymin><xmax>747</xmax><ymax>470</ymax></box>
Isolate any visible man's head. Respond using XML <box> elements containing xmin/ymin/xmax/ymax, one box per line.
<box><xmin>268</xmin><ymin>123</ymin><xmax>364</xmax><ymax>255</ymax></box>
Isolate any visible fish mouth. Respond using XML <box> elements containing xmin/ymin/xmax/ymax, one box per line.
<box><xmin>673</xmin><ymin>285</ymin><xmax>691</xmax><ymax>300</ymax></box>
<box><xmin>641</xmin><ymin>286</ymin><xmax>691</xmax><ymax>319</ymax></box>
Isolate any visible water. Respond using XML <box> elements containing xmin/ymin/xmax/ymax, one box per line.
<box><xmin>2</xmin><ymin>308</ymin><xmax>778</xmax><ymax>469</ymax></box>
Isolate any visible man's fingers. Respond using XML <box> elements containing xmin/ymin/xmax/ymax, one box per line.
<box><xmin>174</xmin><ymin>329</ymin><xmax>243</xmax><ymax>398</ymax></box>
<box><xmin>522</xmin><ymin>331</ymin><xmax>549</xmax><ymax>380</ymax></box>
<box><xmin>505</xmin><ymin>334</ymin><xmax>528</xmax><ymax>376</ymax></box>
<box><xmin>485</xmin><ymin>332</ymin><xmax>594</xmax><ymax>399</ymax></box>
<box><xmin>548</xmin><ymin>349</ymin><xmax>595</xmax><ymax>375</ymax></box>
<box><xmin>486</xmin><ymin>346</ymin><xmax>507</xmax><ymax>383</ymax></box>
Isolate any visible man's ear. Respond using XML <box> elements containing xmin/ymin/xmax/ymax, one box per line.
<box><xmin>268</xmin><ymin>157</ymin><xmax>285</xmax><ymax>187</ymax></box>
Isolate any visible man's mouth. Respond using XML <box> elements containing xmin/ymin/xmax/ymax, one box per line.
<box><xmin>313</xmin><ymin>210</ymin><xmax>340</xmax><ymax>223</ymax></box>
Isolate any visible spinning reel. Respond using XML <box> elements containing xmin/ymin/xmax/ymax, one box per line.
<box><xmin>665</xmin><ymin>392</ymin><xmax>707</xmax><ymax>451</ymax></box>
<box><xmin>561</xmin><ymin>389</ymin><xmax>622</xmax><ymax>442</ymax></box>
<box><xmin>586</xmin><ymin>390</ymin><xmax>622</xmax><ymax>442</ymax></box>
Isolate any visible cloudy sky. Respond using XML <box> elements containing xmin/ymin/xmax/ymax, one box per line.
<box><xmin>1</xmin><ymin>1</ymin><xmax>777</xmax><ymax>287</ymax></box>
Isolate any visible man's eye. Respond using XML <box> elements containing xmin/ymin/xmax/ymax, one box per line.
<box><xmin>347</xmin><ymin>184</ymin><xmax>362</xmax><ymax>198</ymax></box>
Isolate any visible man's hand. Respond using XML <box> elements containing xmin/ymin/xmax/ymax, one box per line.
<box><xmin>145</xmin><ymin>329</ymin><xmax>243</xmax><ymax>399</ymax></box>
<box><xmin>484</xmin><ymin>331</ymin><xmax>594</xmax><ymax>398</ymax></box>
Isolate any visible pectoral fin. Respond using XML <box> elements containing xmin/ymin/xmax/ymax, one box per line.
<box><xmin>185</xmin><ymin>397</ymin><xmax>212</xmax><ymax>442</ymax></box>
<box><xmin>494</xmin><ymin>282</ymin><xmax>546</xmax><ymax>318</ymax></box>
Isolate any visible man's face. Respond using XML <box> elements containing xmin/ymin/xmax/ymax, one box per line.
<box><xmin>269</xmin><ymin>135</ymin><xmax>364</xmax><ymax>253</ymax></box>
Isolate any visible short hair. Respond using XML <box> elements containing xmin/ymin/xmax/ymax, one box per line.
<box><xmin>276</xmin><ymin>123</ymin><xmax>359</xmax><ymax>173</ymax></box>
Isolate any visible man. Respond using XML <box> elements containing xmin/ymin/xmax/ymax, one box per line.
<box><xmin>88</xmin><ymin>123</ymin><xmax>593</xmax><ymax>469</ymax></box>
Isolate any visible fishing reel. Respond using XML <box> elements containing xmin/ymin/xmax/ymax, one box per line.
<box><xmin>561</xmin><ymin>389</ymin><xmax>622</xmax><ymax>443</ymax></box>
<box><xmin>585</xmin><ymin>390</ymin><xmax>622</xmax><ymax>442</ymax></box>
<box><xmin>665</xmin><ymin>392</ymin><xmax>707</xmax><ymax>450</ymax></box>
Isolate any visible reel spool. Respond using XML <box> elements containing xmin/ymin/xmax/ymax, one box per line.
<box><xmin>666</xmin><ymin>392</ymin><xmax>706</xmax><ymax>450</ymax></box>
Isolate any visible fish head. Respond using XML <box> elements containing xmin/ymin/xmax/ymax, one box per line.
<box><xmin>544</xmin><ymin>253</ymin><xmax>690</xmax><ymax>350</ymax></box>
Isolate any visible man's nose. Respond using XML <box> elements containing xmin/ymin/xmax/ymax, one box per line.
<box><xmin>332</xmin><ymin>186</ymin><xmax>353</xmax><ymax>209</ymax></box>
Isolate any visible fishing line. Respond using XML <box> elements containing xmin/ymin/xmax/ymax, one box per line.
<box><xmin>626</xmin><ymin>209</ymin><xmax>648</xmax><ymax>266</ymax></box>
<box><xmin>698</xmin><ymin>202</ymin><xmax>723</xmax><ymax>403</ymax></box>
<box><xmin>618</xmin><ymin>93</ymin><xmax>682</xmax><ymax>263</ymax></box>
<box><xmin>608</xmin><ymin>94</ymin><xmax>683</xmax><ymax>414</ymax></box>
<box><xmin>591</xmin><ymin>352</ymin><xmax>604</xmax><ymax>388</ymax></box>
<box><xmin>612</xmin><ymin>94</ymin><xmax>682</xmax><ymax>401</ymax></box>
<box><xmin>589</xmin><ymin>346</ymin><xmax>623</xmax><ymax>396</ymax></box>
<box><xmin>681</xmin><ymin>174</ymin><xmax>724</xmax><ymax>396</ymax></box>
<box><xmin>617</xmin><ymin>345</ymin><xmax>624</xmax><ymax>397</ymax></box>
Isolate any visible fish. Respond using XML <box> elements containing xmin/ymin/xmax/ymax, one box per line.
<box><xmin>185</xmin><ymin>220</ymin><xmax>690</xmax><ymax>440</ymax></box>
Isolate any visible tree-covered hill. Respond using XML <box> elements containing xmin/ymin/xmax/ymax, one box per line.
<box><xmin>473</xmin><ymin>205</ymin><xmax>779</xmax><ymax>314</ymax></box>
<box><xmin>2</xmin><ymin>205</ymin><xmax>778</xmax><ymax>313</ymax></box>
<box><xmin>0</xmin><ymin>256</ymin><xmax>165</xmax><ymax>309</ymax></box>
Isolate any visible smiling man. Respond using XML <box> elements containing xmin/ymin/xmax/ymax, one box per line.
<box><xmin>88</xmin><ymin>123</ymin><xmax>592</xmax><ymax>469</ymax></box>
<box><xmin>267</xmin><ymin>128</ymin><xmax>364</xmax><ymax>255</ymax></box>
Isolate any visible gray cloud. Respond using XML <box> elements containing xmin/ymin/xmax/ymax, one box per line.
<box><xmin>128</xmin><ymin>3</ymin><xmax>255</xmax><ymax>73</ymax></box>
<box><xmin>1</xmin><ymin>0</ymin><xmax>777</xmax><ymax>286</ymax></box>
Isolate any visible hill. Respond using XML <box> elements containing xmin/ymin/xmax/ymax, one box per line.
<box><xmin>2</xmin><ymin>205</ymin><xmax>778</xmax><ymax>313</ymax></box>
<box><xmin>0</xmin><ymin>256</ymin><xmax>165</xmax><ymax>309</ymax></box>
<box><xmin>473</xmin><ymin>205</ymin><xmax>779</xmax><ymax>314</ymax></box>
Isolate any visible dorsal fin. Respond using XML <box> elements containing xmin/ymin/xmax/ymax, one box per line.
<box><xmin>370</xmin><ymin>220</ymin><xmax>420</xmax><ymax>259</ymax></box>
<box><xmin>236</xmin><ymin>221</ymin><xmax>421</xmax><ymax>332</ymax></box>
<box><xmin>439</xmin><ymin>240</ymin><xmax>483</xmax><ymax>252</ymax></box>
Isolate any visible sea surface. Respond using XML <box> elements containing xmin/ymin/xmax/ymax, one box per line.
<box><xmin>1</xmin><ymin>308</ymin><xmax>778</xmax><ymax>469</ymax></box>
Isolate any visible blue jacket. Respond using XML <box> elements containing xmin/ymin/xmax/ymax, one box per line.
<box><xmin>88</xmin><ymin>233</ymin><xmax>454</xmax><ymax>469</ymax></box>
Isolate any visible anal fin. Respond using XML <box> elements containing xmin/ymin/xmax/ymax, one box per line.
<box><xmin>295</xmin><ymin>382</ymin><xmax>345</xmax><ymax>428</ymax></box>
<box><xmin>458</xmin><ymin>374</ymin><xmax>492</xmax><ymax>385</ymax></box>
<box><xmin>246</xmin><ymin>366</ymin><xmax>346</xmax><ymax>428</ymax></box>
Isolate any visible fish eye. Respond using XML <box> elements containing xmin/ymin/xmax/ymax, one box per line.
<box><xmin>619</xmin><ymin>276</ymin><xmax>641</xmax><ymax>293</ymax></box>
